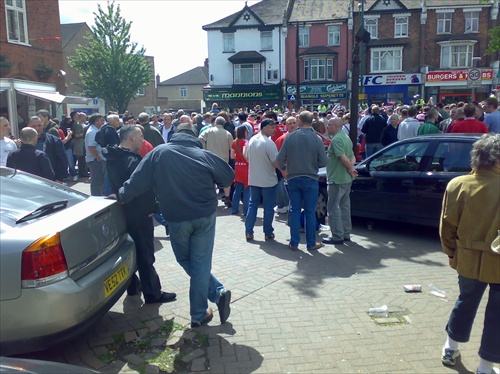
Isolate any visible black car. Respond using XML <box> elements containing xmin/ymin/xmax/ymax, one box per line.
<box><xmin>317</xmin><ymin>134</ymin><xmax>481</xmax><ymax>227</ymax></box>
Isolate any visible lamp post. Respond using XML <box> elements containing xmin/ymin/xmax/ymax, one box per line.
<box><xmin>349</xmin><ymin>26</ymin><xmax>370</xmax><ymax>156</ymax></box>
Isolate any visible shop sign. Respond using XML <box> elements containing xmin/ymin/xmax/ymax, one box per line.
<box><xmin>425</xmin><ymin>69</ymin><xmax>493</xmax><ymax>86</ymax></box>
<box><xmin>204</xmin><ymin>89</ymin><xmax>281</xmax><ymax>101</ymax></box>
<box><xmin>288</xmin><ymin>92</ymin><xmax>347</xmax><ymax>100</ymax></box>
<box><xmin>361</xmin><ymin>73</ymin><xmax>422</xmax><ymax>86</ymax></box>
<box><xmin>286</xmin><ymin>83</ymin><xmax>347</xmax><ymax>95</ymax></box>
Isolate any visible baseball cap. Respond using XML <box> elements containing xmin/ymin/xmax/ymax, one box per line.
<box><xmin>260</xmin><ymin>118</ymin><xmax>277</xmax><ymax>128</ymax></box>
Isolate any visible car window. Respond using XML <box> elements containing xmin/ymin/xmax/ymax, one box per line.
<box><xmin>427</xmin><ymin>141</ymin><xmax>473</xmax><ymax>172</ymax></box>
<box><xmin>369</xmin><ymin>142</ymin><xmax>428</xmax><ymax>172</ymax></box>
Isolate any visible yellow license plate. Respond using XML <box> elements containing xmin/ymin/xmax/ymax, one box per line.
<box><xmin>104</xmin><ymin>263</ymin><xmax>129</xmax><ymax>298</ymax></box>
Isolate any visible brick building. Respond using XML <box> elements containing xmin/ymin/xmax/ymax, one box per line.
<box><xmin>0</xmin><ymin>0</ymin><xmax>66</xmax><ymax>135</ymax></box>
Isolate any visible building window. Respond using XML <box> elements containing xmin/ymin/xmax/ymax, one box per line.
<box><xmin>371</xmin><ymin>47</ymin><xmax>403</xmax><ymax>73</ymax></box>
<box><xmin>180</xmin><ymin>86</ymin><xmax>187</xmax><ymax>98</ymax></box>
<box><xmin>234</xmin><ymin>63</ymin><xmax>260</xmax><ymax>84</ymax></box>
<box><xmin>5</xmin><ymin>0</ymin><xmax>28</xmax><ymax>44</ymax></box>
<box><xmin>137</xmin><ymin>87</ymin><xmax>145</xmax><ymax>96</ymax></box>
<box><xmin>327</xmin><ymin>25</ymin><xmax>340</xmax><ymax>46</ymax></box>
<box><xmin>365</xmin><ymin>19</ymin><xmax>378</xmax><ymax>39</ymax></box>
<box><xmin>394</xmin><ymin>16</ymin><xmax>408</xmax><ymax>37</ymax></box>
<box><xmin>266</xmin><ymin>70</ymin><xmax>278</xmax><ymax>81</ymax></box>
<box><xmin>260</xmin><ymin>31</ymin><xmax>272</xmax><ymax>50</ymax></box>
<box><xmin>440</xmin><ymin>43</ymin><xmax>474</xmax><ymax>68</ymax></box>
<box><xmin>223</xmin><ymin>33</ymin><xmax>235</xmax><ymax>52</ymax></box>
<box><xmin>437</xmin><ymin>12</ymin><xmax>452</xmax><ymax>34</ymax></box>
<box><xmin>304</xmin><ymin>58</ymin><xmax>333</xmax><ymax>81</ymax></box>
<box><xmin>299</xmin><ymin>27</ymin><xmax>309</xmax><ymax>47</ymax></box>
<box><xmin>464</xmin><ymin>11</ymin><xmax>479</xmax><ymax>33</ymax></box>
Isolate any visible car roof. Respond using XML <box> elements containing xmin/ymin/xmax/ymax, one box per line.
<box><xmin>409</xmin><ymin>133</ymin><xmax>482</xmax><ymax>140</ymax></box>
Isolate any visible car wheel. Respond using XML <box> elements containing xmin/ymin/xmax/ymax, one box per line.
<box><xmin>316</xmin><ymin>186</ymin><xmax>328</xmax><ymax>224</ymax></box>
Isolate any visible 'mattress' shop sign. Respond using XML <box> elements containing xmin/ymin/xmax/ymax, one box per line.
<box><xmin>204</xmin><ymin>89</ymin><xmax>281</xmax><ymax>101</ymax></box>
<box><xmin>426</xmin><ymin>69</ymin><xmax>493</xmax><ymax>86</ymax></box>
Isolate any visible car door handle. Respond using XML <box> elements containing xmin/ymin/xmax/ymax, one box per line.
<box><xmin>402</xmin><ymin>180</ymin><xmax>414</xmax><ymax>187</ymax></box>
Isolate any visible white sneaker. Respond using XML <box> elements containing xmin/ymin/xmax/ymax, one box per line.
<box><xmin>72</xmin><ymin>175</ymin><xmax>78</xmax><ymax>182</ymax></box>
<box><xmin>274</xmin><ymin>206</ymin><xmax>288</xmax><ymax>214</ymax></box>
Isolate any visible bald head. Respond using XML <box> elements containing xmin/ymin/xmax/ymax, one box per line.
<box><xmin>20</xmin><ymin>127</ymin><xmax>38</xmax><ymax>145</ymax></box>
<box><xmin>179</xmin><ymin>115</ymin><xmax>192</xmax><ymax>124</ymax></box>
<box><xmin>327</xmin><ymin>117</ymin><xmax>343</xmax><ymax>136</ymax></box>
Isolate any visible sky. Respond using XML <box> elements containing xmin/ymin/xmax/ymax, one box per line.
<box><xmin>59</xmin><ymin>0</ymin><xmax>260</xmax><ymax>82</ymax></box>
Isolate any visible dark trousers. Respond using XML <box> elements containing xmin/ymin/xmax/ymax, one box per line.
<box><xmin>446</xmin><ymin>275</ymin><xmax>500</xmax><ymax>362</ymax></box>
<box><xmin>75</xmin><ymin>155</ymin><xmax>87</xmax><ymax>176</ymax></box>
<box><xmin>127</xmin><ymin>216</ymin><xmax>162</xmax><ymax>300</ymax></box>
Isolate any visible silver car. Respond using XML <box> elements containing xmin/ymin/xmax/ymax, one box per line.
<box><xmin>0</xmin><ymin>167</ymin><xmax>136</xmax><ymax>355</ymax></box>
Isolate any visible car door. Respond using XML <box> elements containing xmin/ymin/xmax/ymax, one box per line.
<box><xmin>351</xmin><ymin>140</ymin><xmax>431</xmax><ymax>222</ymax></box>
<box><xmin>416</xmin><ymin>139</ymin><xmax>474</xmax><ymax>226</ymax></box>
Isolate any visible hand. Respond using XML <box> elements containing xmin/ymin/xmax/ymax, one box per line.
<box><xmin>107</xmin><ymin>194</ymin><xmax>117</xmax><ymax>200</ymax></box>
<box><xmin>349</xmin><ymin>168</ymin><xmax>358</xmax><ymax>177</ymax></box>
<box><xmin>448</xmin><ymin>257</ymin><xmax>453</xmax><ymax>266</ymax></box>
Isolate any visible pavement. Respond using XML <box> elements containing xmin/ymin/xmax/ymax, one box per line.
<box><xmin>14</xmin><ymin>177</ymin><xmax>496</xmax><ymax>374</ymax></box>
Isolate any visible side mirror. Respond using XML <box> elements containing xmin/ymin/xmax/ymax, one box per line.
<box><xmin>356</xmin><ymin>163</ymin><xmax>370</xmax><ymax>176</ymax></box>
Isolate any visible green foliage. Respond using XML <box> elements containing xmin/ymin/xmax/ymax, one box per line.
<box><xmin>69</xmin><ymin>1</ymin><xmax>153</xmax><ymax>113</ymax></box>
<box><xmin>485</xmin><ymin>26</ymin><xmax>500</xmax><ymax>56</ymax></box>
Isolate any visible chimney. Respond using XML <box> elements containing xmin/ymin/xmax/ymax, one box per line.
<box><xmin>156</xmin><ymin>74</ymin><xmax>160</xmax><ymax>86</ymax></box>
<box><xmin>204</xmin><ymin>58</ymin><xmax>209</xmax><ymax>68</ymax></box>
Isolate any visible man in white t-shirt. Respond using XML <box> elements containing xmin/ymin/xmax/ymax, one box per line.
<box><xmin>0</xmin><ymin>117</ymin><xmax>18</xmax><ymax>167</ymax></box>
<box><xmin>245</xmin><ymin>118</ymin><xmax>284</xmax><ymax>242</ymax></box>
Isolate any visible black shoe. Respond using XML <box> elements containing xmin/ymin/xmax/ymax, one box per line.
<box><xmin>322</xmin><ymin>237</ymin><xmax>344</xmax><ymax>245</ymax></box>
<box><xmin>344</xmin><ymin>237</ymin><xmax>351</xmax><ymax>242</ymax></box>
<box><xmin>165</xmin><ymin>225</ymin><xmax>170</xmax><ymax>237</ymax></box>
<box><xmin>224</xmin><ymin>196</ymin><xmax>232</xmax><ymax>208</ymax></box>
<box><xmin>265</xmin><ymin>234</ymin><xmax>275</xmax><ymax>241</ymax></box>
<box><xmin>191</xmin><ymin>307</ymin><xmax>214</xmax><ymax>328</ymax></box>
<box><xmin>127</xmin><ymin>274</ymin><xmax>141</xmax><ymax>296</ymax></box>
<box><xmin>144</xmin><ymin>291</ymin><xmax>177</xmax><ymax>304</ymax></box>
<box><xmin>217</xmin><ymin>289</ymin><xmax>231</xmax><ymax>324</ymax></box>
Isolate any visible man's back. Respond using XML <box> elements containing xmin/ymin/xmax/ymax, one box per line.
<box><xmin>198</xmin><ymin>125</ymin><xmax>232</xmax><ymax>162</ymax></box>
<box><xmin>7</xmin><ymin>144</ymin><xmax>54</xmax><ymax>180</ymax></box>
<box><xmin>484</xmin><ymin>110</ymin><xmax>500</xmax><ymax>133</ymax></box>
<box><xmin>276</xmin><ymin>127</ymin><xmax>328</xmax><ymax>180</ymax></box>
<box><xmin>362</xmin><ymin>114</ymin><xmax>387</xmax><ymax>143</ymax></box>
<box><xmin>398</xmin><ymin>118</ymin><xmax>420</xmax><ymax>140</ymax></box>
<box><xmin>450</xmin><ymin>118</ymin><xmax>488</xmax><ymax>134</ymax></box>
<box><xmin>142</xmin><ymin>123</ymin><xmax>164</xmax><ymax>147</ymax></box>
<box><xmin>247</xmin><ymin>133</ymin><xmax>278</xmax><ymax>187</ymax></box>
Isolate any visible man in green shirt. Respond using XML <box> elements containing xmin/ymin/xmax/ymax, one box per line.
<box><xmin>323</xmin><ymin>117</ymin><xmax>358</xmax><ymax>245</ymax></box>
<box><xmin>418</xmin><ymin>108</ymin><xmax>440</xmax><ymax>135</ymax></box>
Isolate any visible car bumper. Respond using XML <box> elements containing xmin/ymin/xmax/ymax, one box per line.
<box><xmin>0</xmin><ymin>238</ymin><xmax>136</xmax><ymax>355</ymax></box>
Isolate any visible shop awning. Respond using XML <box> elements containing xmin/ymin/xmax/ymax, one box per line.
<box><xmin>16</xmin><ymin>88</ymin><xmax>65</xmax><ymax>104</ymax></box>
<box><xmin>228</xmin><ymin>51</ymin><xmax>266</xmax><ymax>64</ymax></box>
<box><xmin>63</xmin><ymin>95</ymin><xmax>92</xmax><ymax>105</ymax></box>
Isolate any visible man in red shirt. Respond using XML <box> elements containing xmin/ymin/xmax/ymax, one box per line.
<box><xmin>451</xmin><ymin>104</ymin><xmax>489</xmax><ymax>134</ymax></box>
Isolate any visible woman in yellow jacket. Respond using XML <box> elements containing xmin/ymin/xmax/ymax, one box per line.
<box><xmin>439</xmin><ymin>134</ymin><xmax>500</xmax><ymax>374</ymax></box>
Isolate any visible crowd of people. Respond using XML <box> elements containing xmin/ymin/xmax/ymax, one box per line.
<box><xmin>0</xmin><ymin>97</ymin><xmax>498</xmax><ymax>368</ymax></box>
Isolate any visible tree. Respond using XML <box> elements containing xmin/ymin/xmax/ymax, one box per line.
<box><xmin>486</xmin><ymin>26</ymin><xmax>500</xmax><ymax>56</ymax></box>
<box><xmin>69</xmin><ymin>2</ymin><xmax>153</xmax><ymax>113</ymax></box>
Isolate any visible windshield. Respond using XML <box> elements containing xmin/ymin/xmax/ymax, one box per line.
<box><xmin>0</xmin><ymin>168</ymin><xmax>87</xmax><ymax>229</ymax></box>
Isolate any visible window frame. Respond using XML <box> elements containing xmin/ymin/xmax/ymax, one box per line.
<box><xmin>303</xmin><ymin>58</ymin><xmax>334</xmax><ymax>81</ymax></box>
<box><xmin>234</xmin><ymin>63</ymin><xmax>261</xmax><ymax>85</ymax></box>
<box><xmin>327</xmin><ymin>25</ymin><xmax>340</xmax><ymax>46</ymax></box>
<box><xmin>464</xmin><ymin>11</ymin><xmax>479</xmax><ymax>33</ymax></box>
<box><xmin>5</xmin><ymin>0</ymin><xmax>29</xmax><ymax>45</ymax></box>
<box><xmin>298</xmin><ymin>27</ymin><xmax>310</xmax><ymax>47</ymax></box>
<box><xmin>266</xmin><ymin>69</ymin><xmax>278</xmax><ymax>81</ymax></box>
<box><xmin>394</xmin><ymin>16</ymin><xmax>408</xmax><ymax>38</ymax></box>
<box><xmin>223</xmin><ymin>33</ymin><xmax>235</xmax><ymax>53</ymax></box>
<box><xmin>260</xmin><ymin>30</ymin><xmax>273</xmax><ymax>50</ymax></box>
<box><xmin>180</xmin><ymin>86</ymin><xmax>187</xmax><ymax>98</ymax></box>
<box><xmin>437</xmin><ymin>12</ymin><xmax>453</xmax><ymax>34</ymax></box>
<box><xmin>439</xmin><ymin>42</ymin><xmax>475</xmax><ymax>69</ymax></box>
<box><xmin>370</xmin><ymin>47</ymin><xmax>403</xmax><ymax>73</ymax></box>
<box><xmin>365</xmin><ymin>18</ymin><xmax>378</xmax><ymax>39</ymax></box>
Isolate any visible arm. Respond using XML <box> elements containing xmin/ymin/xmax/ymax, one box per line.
<box><xmin>53</xmin><ymin>138</ymin><xmax>69</xmax><ymax>181</ymax></box>
<box><xmin>118</xmin><ymin>155</ymin><xmax>154</xmax><ymax>203</ymax></box>
<box><xmin>439</xmin><ymin>183</ymin><xmax>462</xmax><ymax>262</ymax></box>
<box><xmin>87</xmin><ymin>146</ymin><xmax>103</xmax><ymax>161</ymax></box>
<box><xmin>39</xmin><ymin>153</ymin><xmax>55</xmax><ymax>180</ymax></box>
<box><xmin>339</xmin><ymin>154</ymin><xmax>358</xmax><ymax>178</ymax></box>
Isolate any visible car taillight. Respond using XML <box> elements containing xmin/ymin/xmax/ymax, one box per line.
<box><xmin>21</xmin><ymin>233</ymin><xmax>69</xmax><ymax>288</ymax></box>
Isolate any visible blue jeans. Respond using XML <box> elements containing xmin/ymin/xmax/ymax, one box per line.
<box><xmin>446</xmin><ymin>275</ymin><xmax>500</xmax><ymax>362</ymax></box>
<box><xmin>275</xmin><ymin>178</ymin><xmax>289</xmax><ymax>208</ymax></box>
<box><xmin>245</xmin><ymin>185</ymin><xmax>277</xmax><ymax>236</ymax></box>
<box><xmin>231</xmin><ymin>182</ymin><xmax>250</xmax><ymax>215</ymax></box>
<box><xmin>65</xmin><ymin>148</ymin><xmax>77</xmax><ymax>177</ymax></box>
<box><xmin>365</xmin><ymin>143</ymin><xmax>383</xmax><ymax>158</ymax></box>
<box><xmin>327</xmin><ymin>182</ymin><xmax>352</xmax><ymax>241</ymax></box>
<box><xmin>288</xmin><ymin>177</ymin><xmax>318</xmax><ymax>248</ymax></box>
<box><xmin>168</xmin><ymin>212</ymin><xmax>224</xmax><ymax>324</ymax></box>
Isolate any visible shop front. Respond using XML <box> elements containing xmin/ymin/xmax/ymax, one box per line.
<box><xmin>361</xmin><ymin>73</ymin><xmax>422</xmax><ymax>107</ymax></box>
<box><xmin>425</xmin><ymin>69</ymin><xmax>493</xmax><ymax>104</ymax></box>
<box><xmin>286</xmin><ymin>83</ymin><xmax>347</xmax><ymax>111</ymax></box>
<box><xmin>203</xmin><ymin>86</ymin><xmax>282</xmax><ymax>112</ymax></box>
